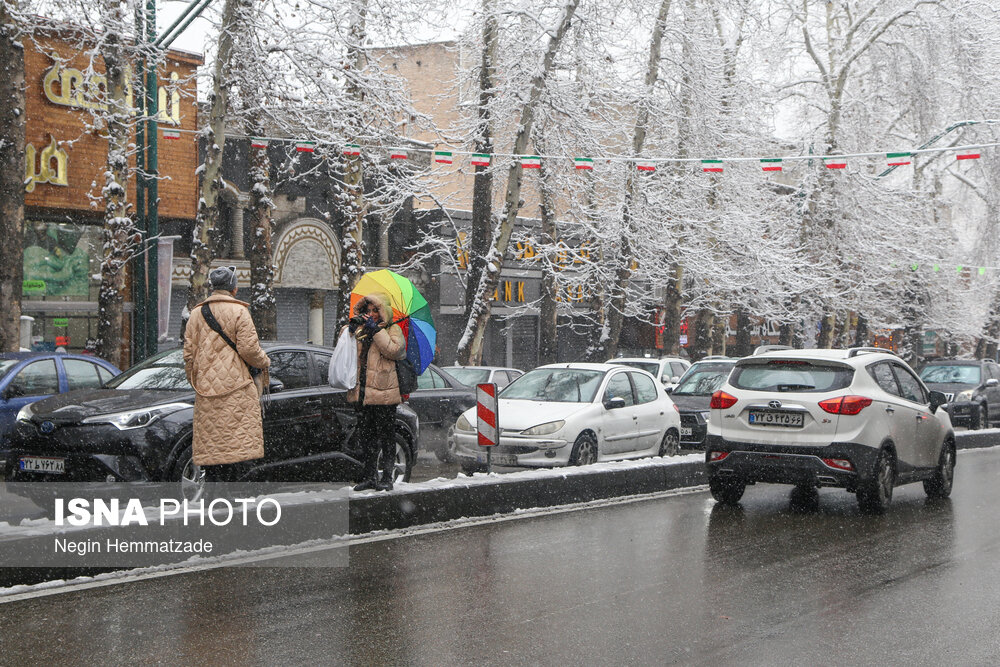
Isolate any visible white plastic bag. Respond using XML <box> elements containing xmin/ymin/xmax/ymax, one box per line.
<box><xmin>328</xmin><ymin>328</ymin><xmax>358</xmax><ymax>391</ymax></box>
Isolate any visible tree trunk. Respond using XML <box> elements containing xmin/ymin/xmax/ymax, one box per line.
<box><xmin>661</xmin><ymin>264</ymin><xmax>683</xmax><ymax>356</ymax></box>
<box><xmin>185</xmin><ymin>0</ymin><xmax>241</xmax><ymax>322</ymax></box>
<box><xmin>96</xmin><ymin>2</ymin><xmax>137</xmax><ymax>369</ymax></box>
<box><xmin>456</xmin><ymin>0</ymin><xmax>580</xmax><ymax>364</ymax></box>
<box><xmin>816</xmin><ymin>313</ymin><xmax>835</xmax><ymax>348</ymax></box>
<box><xmin>0</xmin><ymin>2</ymin><xmax>25</xmax><ymax>352</ymax></box>
<box><xmin>536</xmin><ymin>145</ymin><xmax>558</xmax><ymax>366</ymax></box>
<box><xmin>248</xmin><ymin>132</ymin><xmax>276</xmax><ymax>339</ymax></box>
<box><xmin>854</xmin><ymin>313</ymin><xmax>869</xmax><ymax>347</ymax></box>
<box><xmin>463</xmin><ymin>0</ymin><xmax>497</xmax><ymax>325</ymax></box>
<box><xmin>689</xmin><ymin>309</ymin><xmax>714</xmax><ymax>361</ymax></box>
<box><xmin>733</xmin><ymin>309</ymin><xmax>753</xmax><ymax>358</ymax></box>
<box><xmin>711</xmin><ymin>316</ymin><xmax>727</xmax><ymax>356</ymax></box>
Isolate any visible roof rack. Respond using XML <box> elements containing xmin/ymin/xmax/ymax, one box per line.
<box><xmin>847</xmin><ymin>346</ymin><xmax>898</xmax><ymax>358</ymax></box>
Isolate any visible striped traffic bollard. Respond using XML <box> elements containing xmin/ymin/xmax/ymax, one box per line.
<box><xmin>477</xmin><ymin>383</ymin><xmax>499</xmax><ymax>473</ymax></box>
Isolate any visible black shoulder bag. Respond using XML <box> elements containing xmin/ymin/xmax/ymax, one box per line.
<box><xmin>396</xmin><ymin>357</ymin><xmax>418</xmax><ymax>396</ymax></box>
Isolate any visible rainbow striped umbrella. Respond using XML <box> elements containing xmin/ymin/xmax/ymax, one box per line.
<box><xmin>350</xmin><ymin>269</ymin><xmax>436</xmax><ymax>374</ymax></box>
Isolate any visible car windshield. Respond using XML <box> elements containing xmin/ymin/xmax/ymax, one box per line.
<box><xmin>447</xmin><ymin>368</ymin><xmax>491</xmax><ymax>385</ymax></box>
<box><xmin>920</xmin><ymin>365</ymin><xmax>981</xmax><ymax>385</ymax></box>
<box><xmin>673</xmin><ymin>366</ymin><xmax>733</xmax><ymax>396</ymax></box>
<box><xmin>613</xmin><ymin>361</ymin><xmax>661</xmax><ymax>376</ymax></box>
<box><xmin>104</xmin><ymin>349</ymin><xmax>192</xmax><ymax>391</ymax></box>
<box><xmin>0</xmin><ymin>359</ymin><xmax>21</xmax><ymax>383</ymax></box>
<box><xmin>730</xmin><ymin>360</ymin><xmax>854</xmax><ymax>392</ymax></box>
<box><xmin>500</xmin><ymin>368</ymin><xmax>604</xmax><ymax>403</ymax></box>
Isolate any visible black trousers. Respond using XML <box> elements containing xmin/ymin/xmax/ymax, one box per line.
<box><xmin>356</xmin><ymin>404</ymin><xmax>397</xmax><ymax>481</ymax></box>
<box><xmin>202</xmin><ymin>461</ymin><xmax>252</xmax><ymax>483</ymax></box>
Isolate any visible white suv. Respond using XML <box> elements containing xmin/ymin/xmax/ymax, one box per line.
<box><xmin>705</xmin><ymin>348</ymin><xmax>955</xmax><ymax>513</ymax></box>
<box><xmin>609</xmin><ymin>357</ymin><xmax>690</xmax><ymax>390</ymax></box>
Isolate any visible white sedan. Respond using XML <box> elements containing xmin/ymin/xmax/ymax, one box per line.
<box><xmin>451</xmin><ymin>363</ymin><xmax>682</xmax><ymax>473</ymax></box>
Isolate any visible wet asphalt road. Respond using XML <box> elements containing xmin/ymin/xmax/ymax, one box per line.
<box><xmin>2</xmin><ymin>447</ymin><xmax>1000</xmax><ymax>666</ymax></box>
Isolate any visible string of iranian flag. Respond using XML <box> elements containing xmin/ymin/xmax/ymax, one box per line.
<box><xmin>168</xmin><ymin>128</ymin><xmax>997</xmax><ymax>172</ymax></box>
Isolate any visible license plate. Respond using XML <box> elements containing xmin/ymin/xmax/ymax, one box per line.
<box><xmin>476</xmin><ymin>452</ymin><xmax>518</xmax><ymax>466</ymax></box>
<box><xmin>680</xmin><ymin>427</ymin><xmax>693</xmax><ymax>437</ymax></box>
<box><xmin>748</xmin><ymin>410</ymin><xmax>804</xmax><ymax>428</ymax></box>
<box><xmin>18</xmin><ymin>456</ymin><xmax>65</xmax><ymax>473</ymax></box>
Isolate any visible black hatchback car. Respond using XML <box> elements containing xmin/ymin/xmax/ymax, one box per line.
<box><xmin>670</xmin><ymin>359</ymin><xmax>737</xmax><ymax>449</ymax></box>
<box><xmin>919</xmin><ymin>358</ymin><xmax>1000</xmax><ymax>429</ymax></box>
<box><xmin>5</xmin><ymin>344</ymin><xmax>420</xmax><ymax>494</ymax></box>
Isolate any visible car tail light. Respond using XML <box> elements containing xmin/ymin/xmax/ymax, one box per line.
<box><xmin>821</xmin><ymin>458</ymin><xmax>854</xmax><ymax>471</ymax></box>
<box><xmin>818</xmin><ymin>395</ymin><xmax>872</xmax><ymax>415</ymax></box>
<box><xmin>708</xmin><ymin>451</ymin><xmax>729</xmax><ymax>462</ymax></box>
<box><xmin>710</xmin><ymin>391</ymin><xmax>738</xmax><ymax>409</ymax></box>
<box><xmin>673</xmin><ymin>403</ymin><xmax>680</xmax><ymax>413</ymax></box>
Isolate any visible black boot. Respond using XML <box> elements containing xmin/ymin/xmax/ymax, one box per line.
<box><xmin>353</xmin><ymin>477</ymin><xmax>378</xmax><ymax>491</ymax></box>
<box><xmin>376</xmin><ymin>470</ymin><xmax>394</xmax><ymax>491</ymax></box>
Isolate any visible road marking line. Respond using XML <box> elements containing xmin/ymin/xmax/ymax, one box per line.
<box><xmin>0</xmin><ymin>485</ymin><xmax>708</xmax><ymax>604</ymax></box>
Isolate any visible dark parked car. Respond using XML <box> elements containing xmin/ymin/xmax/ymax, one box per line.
<box><xmin>0</xmin><ymin>352</ymin><xmax>120</xmax><ymax>466</ymax></box>
<box><xmin>5</xmin><ymin>344</ymin><xmax>419</xmax><ymax>497</ymax></box>
<box><xmin>669</xmin><ymin>358</ymin><xmax>736</xmax><ymax>448</ymax></box>
<box><xmin>406</xmin><ymin>364</ymin><xmax>477</xmax><ymax>462</ymax></box>
<box><xmin>919</xmin><ymin>358</ymin><xmax>1000</xmax><ymax>429</ymax></box>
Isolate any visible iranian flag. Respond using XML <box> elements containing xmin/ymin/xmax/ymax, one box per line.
<box><xmin>343</xmin><ymin>143</ymin><xmax>361</xmax><ymax>156</ymax></box>
<box><xmin>520</xmin><ymin>155</ymin><xmax>541</xmax><ymax>169</ymax></box>
<box><xmin>296</xmin><ymin>141</ymin><xmax>316</xmax><ymax>153</ymax></box>
<box><xmin>636</xmin><ymin>160</ymin><xmax>656</xmax><ymax>172</ymax></box>
<box><xmin>957</xmin><ymin>151</ymin><xmax>981</xmax><ymax>160</ymax></box>
<box><xmin>250</xmin><ymin>137</ymin><xmax>268</xmax><ymax>149</ymax></box>
<box><xmin>886</xmin><ymin>152</ymin><xmax>911</xmax><ymax>167</ymax></box>
<box><xmin>760</xmin><ymin>158</ymin><xmax>782</xmax><ymax>172</ymax></box>
<box><xmin>701</xmin><ymin>159</ymin><xmax>723</xmax><ymax>173</ymax></box>
<box><xmin>389</xmin><ymin>149</ymin><xmax>408</xmax><ymax>160</ymax></box>
<box><xmin>162</xmin><ymin>129</ymin><xmax>180</xmax><ymax>140</ymax></box>
<box><xmin>574</xmin><ymin>157</ymin><xmax>594</xmax><ymax>170</ymax></box>
<box><xmin>471</xmin><ymin>153</ymin><xmax>491</xmax><ymax>167</ymax></box>
<box><xmin>823</xmin><ymin>156</ymin><xmax>846</xmax><ymax>169</ymax></box>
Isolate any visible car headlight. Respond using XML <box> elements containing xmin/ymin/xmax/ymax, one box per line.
<box><xmin>956</xmin><ymin>389</ymin><xmax>974</xmax><ymax>402</ymax></box>
<box><xmin>455</xmin><ymin>413</ymin><xmax>474</xmax><ymax>432</ymax></box>
<box><xmin>16</xmin><ymin>404</ymin><xmax>34</xmax><ymax>423</ymax></box>
<box><xmin>521</xmin><ymin>420</ymin><xmax>565</xmax><ymax>436</ymax></box>
<box><xmin>81</xmin><ymin>402</ymin><xmax>192</xmax><ymax>430</ymax></box>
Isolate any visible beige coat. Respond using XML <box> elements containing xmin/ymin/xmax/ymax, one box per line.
<box><xmin>184</xmin><ymin>291</ymin><xmax>271</xmax><ymax>466</ymax></box>
<box><xmin>345</xmin><ymin>294</ymin><xmax>407</xmax><ymax>406</ymax></box>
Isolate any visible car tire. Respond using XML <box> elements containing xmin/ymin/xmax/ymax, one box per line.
<box><xmin>658</xmin><ymin>429</ymin><xmax>680</xmax><ymax>457</ymax></box>
<box><xmin>857</xmin><ymin>448</ymin><xmax>895</xmax><ymax>513</ymax></box>
<box><xmin>972</xmin><ymin>403</ymin><xmax>988</xmax><ymax>430</ymax></box>
<box><xmin>569</xmin><ymin>432</ymin><xmax>598</xmax><ymax>466</ymax></box>
<box><xmin>709</xmin><ymin>476</ymin><xmax>745</xmax><ymax>505</ymax></box>
<box><xmin>923</xmin><ymin>441</ymin><xmax>956</xmax><ymax>499</ymax></box>
<box><xmin>170</xmin><ymin>444</ymin><xmax>206</xmax><ymax>502</ymax></box>
<box><xmin>379</xmin><ymin>434</ymin><xmax>414</xmax><ymax>483</ymax></box>
<box><xmin>434</xmin><ymin>425</ymin><xmax>458</xmax><ymax>463</ymax></box>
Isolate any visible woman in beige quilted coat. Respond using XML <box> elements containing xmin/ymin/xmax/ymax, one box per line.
<box><xmin>345</xmin><ymin>294</ymin><xmax>406</xmax><ymax>491</ymax></box>
<box><xmin>183</xmin><ymin>266</ymin><xmax>270</xmax><ymax>483</ymax></box>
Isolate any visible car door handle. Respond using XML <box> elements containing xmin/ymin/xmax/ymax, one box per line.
<box><xmin>885</xmin><ymin>406</ymin><xmax>895</xmax><ymax>414</ymax></box>
<box><xmin>632</xmin><ymin>415</ymin><xmax>638</xmax><ymax>420</ymax></box>
<box><xmin>916</xmin><ymin>414</ymin><xmax>928</xmax><ymax>421</ymax></box>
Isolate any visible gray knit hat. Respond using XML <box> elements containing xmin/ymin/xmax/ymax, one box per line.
<box><xmin>209</xmin><ymin>265</ymin><xmax>238</xmax><ymax>291</ymax></box>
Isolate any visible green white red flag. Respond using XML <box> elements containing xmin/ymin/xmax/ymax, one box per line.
<box><xmin>471</xmin><ymin>153</ymin><xmax>491</xmax><ymax>167</ymax></box>
<box><xmin>250</xmin><ymin>137</ymin><xmax>268</xmax><ymax>149</ymax></box>
<box><xmin>520</xmin><ymin>155</ymin><xmax>541</xmax><ymax>169</ymax></box>
<box><xmin>823</xmin><ymin>156</ymin><xmax>846</xmax><ymax>169</ymax></box>
<box><xmin>701</xmin><ymin>159</ymin><xmax>723</xmax><ymax>173</ymax></box>
<box><xmin>162</xmin><ymin>129</ymin><xmax>180</xmax><ymax>140</ymax></box>
<box><xmin>956</xmin><ymin>151</ymin><xmax>981</xmax><ymax>160</ymax></box>
<box><xmin>343</xmin><ymin>143</ymin><xmax>361</xmax><ymax>156</ymax></box>
<box><xmin>886</xmin><ymin>152</ymin><xmax>911</xmax><ymax>167</ymax></box>
<box><xmin>389</xmin><ymin>149</ymin><xmax>407</xmax><ymax>160</ymax></box>
<box><xmin>636</xmin><ymin>160</ymin><xmax>656</xmax><ymax>172</ymax></box>
<box><xmin>760</xmin><ymin>158</ymin><xmax>782</xmax><ymax>172</ymax></box>
<box><xmin>296</xmin><ymin>141</ymin><xmax>316</xmax><ymax>153</ymax></box>
<box><xmin>434</xmin><ymin>151</ymin><xmax>453</xmax><ymax>164</ymax></box>
<box><xmin>574</xmin><ymin>157</ymin><xmax>593</xmax><ymax>170</ymax></box>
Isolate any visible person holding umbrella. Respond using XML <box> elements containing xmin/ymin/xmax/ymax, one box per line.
<box><xmin>346</xmin><ymin>293</ymin><xmax>407</xmax><ymax>491</ymax></box>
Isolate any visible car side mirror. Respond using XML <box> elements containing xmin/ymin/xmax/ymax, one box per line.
<box><xmin>986</xmin><ymin>378</ymin><xmax>999</xmax><ymax>387</ymax></box>
<box><xmin>664</xmin><ymin>386</ymin><xmax>674</xmax><ymax>394</ymax></box>
<box><xmin>268</xmin><ymin>379</ymin><xmax>285</xmax><ymax>393</ymax></box>
<box><xmin>604</xmin><ymin>396</ymin><xmax>627</xmax><ymax>410</ymax></box>
<box><xmin>3</xmin><ymin>384</ymin><xmax>24</xmax><ymax>400</ymax></box>
<box><xmin>671</xmin><ymin>375</ymin><xmax>680</xmax><ymax>383</ymax></box>
<box><xmin>928</xmin><ymin>390</ymin><xmax>947</xmax><ymax>412</ymax></box>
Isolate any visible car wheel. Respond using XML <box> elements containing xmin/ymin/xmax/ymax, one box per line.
<box><xmin>658</xmin><ymin>429</ymin><xmax>680</xmax><ymax>457</ymax></box>
<box><xmin>435</xmin><ymin>425</ymin><xmax>458</xmax><ymax>463</ymax></box>
<box><xmin>858</xmin><ymin>448</ymin><xmax>895</xmax><ymax>513</ymax></box>
<box><xmin>171</xmin><ymin>445</ymin><xmax>206</xmax><ymax>502</ymax></box>
<box><xmin>379</xmin><ymin>434</ymin><xmax>413</xmax><ymax>483</ymax></box>
<box><xmin>569</xmin><ymin>432</ymin><xmax>598</xmax><ymax>466</ymax></box>
<box><xmin>972</xmin><ymin>403</ymin><xmax>988</xmax><ymax>430</ymax></box>
<box><xmin>923</xmin><ymin>442</ymin><xmax>956</xmax><ymax>498</ymax></box>
<box><xmin>709</xmin><ymin>476</ymin><xmax>745</xmax><ymax>505</ymax></box>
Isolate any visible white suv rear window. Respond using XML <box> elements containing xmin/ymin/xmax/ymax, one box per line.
<box><xmin>730</xmin><ymin>360</ymin><xmax>854</xmax><ymax>393</ymax></box>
